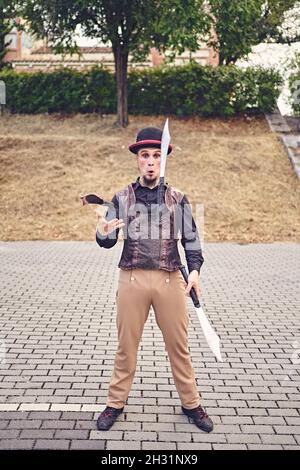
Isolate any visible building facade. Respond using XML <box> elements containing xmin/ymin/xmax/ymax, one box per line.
<box><xmin>4</xmin><ymin>24</ymin><xmax>219</xmax><ymax>72</ymax></box>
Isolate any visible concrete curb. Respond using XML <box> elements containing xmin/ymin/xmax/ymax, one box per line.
<box><xmin>265</xmin><ymin>107</ymin><xmax>300</xmax><ymax>181</ymax></box>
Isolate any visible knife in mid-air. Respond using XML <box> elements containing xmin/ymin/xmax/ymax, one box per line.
<box><xmin>159</xmin><ymin>119</ymin><xmax>224</xmax><ymax>362</ymax></box>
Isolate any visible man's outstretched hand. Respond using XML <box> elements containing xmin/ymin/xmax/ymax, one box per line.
<box><xmin>185</xmin><ymin>270</ymin><xmax>201</xmax><ymax>298</ymax></box>
<box><xmin>95</xmin><ymin>207</ymin><xmax>125</xmax><ymax>236</ymax></box>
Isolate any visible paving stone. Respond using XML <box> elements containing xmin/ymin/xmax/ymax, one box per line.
<box><xmin>209</xmin><ymin>424</ymin><xmax>241</xmax><ymax>434</ymax></box>
<box><xmin>70</xmin><ymin>440</ymin><xmax>106</xmax><ymax>450</ymax></box>
<box><xmin>273</xmin><ymin>425</ymin><xmax>300</xmax><ymax>435</ymax></box>
<box><xmin>107</xmin><ymin>441</ymin><xmax>141</xmax><ymax>450</ymax></box>
<box><xmin>221</xmin><ymin>416</ymin><xmax>253</xmax><ymax>425</ymax></box>
<box><xmin>284</xmin><ymin>417</ymin><xmax>300</xmax><ymax>425</ymax></box>
<box><xmin>127</xmin><ymin>413</ymin><xmax>157</xmax><ymax>422</ymax></box>
<box><xmin>227</xmin><ymin>434</ymin><xmax>262</xmax><ymax>444</ymax></box>
<box><xmin>269</xmin><ymin>409</ymin><xmax>299</xmax><ymax>417</ymax></box>
<box><xmin>40</xmin><ymin>420</ymin><xmax>75</xmax><ymax>429</ymax></box>
<box><xmin>34</xmin><ymin>439</ymin><xmax>70</xmax><ymax>450</ymax></box>
<box><xmin>0</xmin><ymin>404</ymin><xmax>18</xmax><ymax>411</ymax></box>
<box><xmin>192</xmin><ymin>432</ymin><xmax>227</xmax><ymax>443</ymax></box>
<box><xmin>253</xmin><ymin>417</ymin><xmax>285</xmax><ymax>425</ymax></box>
<box><xmin>0</xmin><ymin>240</ymin><xmax>299</xmax><ymax>449</ymax></box>
<box><xmin>7</xmin><ymin>420</ymin><xmax>42</xmax><ymax>429</ymax></box>
<box><xmin>240</xmin><ymin>425</ymin><xmax>274</xmax><ymax>434</ymax></box>
<box><xmin>0</xmin><ymin>430</ymin><xmax>20</xmax><ymax>439</ymax></box>
<box><xmin>27</xmin><ymin>412</ymin><xmax>61</xmax><ymax>420</ymax></box>
<box><xmin>177</xmin><ymin>443</ymin><xmax>212</xmax><ymax>450</ymax></box>
<box><xmin>90</xmin><ymin>430</ymin><xmax>123</xmax><ymax>440</ymax></box>
<box><xmin>75</xmin><ymin>420</ymin><xmax>95</xmax><ymax>430</ymax></box>
<box><xmin>212</xmin><ymin>444</ymin><xmax>248</xmax><ymax>450</ymax></box>
<box><xmin>143</xmin><ymin>441</ymin><xmax>177</xmax><ymax>450</ymax></box>
<box><xmin>158</xmin><ymin>432</ymin><xmax>191</xmax><ymax>442</ymax></box>
<box><xmin>54</xmin><ymin>430</ymin><xmax>89</xmax><ymax>439</ymax></box>
<box><xmin>19</xmin><ymin>403</ymin><xmax>50</xmax><ymax>411</ymax></box>
<box><xmin>206</xmin><ymin>407</ymin><xmax>237</xmax><ymax>416</ymax></box>
<box><xmin>123</xmin><ymin>431</ymin><xmax>157</xmax><ymax>441</ymax></box>
<box><xmin>237</xmin><ymin>408</ymin><xmax>268</xmax><ymax>416</ymax></box>
<box><xmin>0</xmin><ymin>411</ymin><xmax>29</xmax><ymax>419</ymax></box>
<box><xmin>261</xmin><ymin>434</ymin><xmax>297</xmax><ymax>445</ymax></box>
<box><xmin>247</xmin><ymin>444</ymin><xmax>283</xmax><ymax>450</ymax></box>
<box><xmin>0</xmin><ymin>439</ymin><xmax>35</xmax><ymax>450</ymax></box>
<box><xmin>20</xmin><ymin>429</ymin><xmax>55</xmax><ymax>439</ymax></box>
<box><xmin>0</xmin><ymin>420</ymin><xmax>9</xmax><ymax>430</ymax></box>
<box><xmin>61</xmin><ymin>411</ymin><xmax>94</xmax><ymax>420</ymax></box>
<box><xmin>111</xmin><ymin>421</ymin><xmax>142</xmax><ymax>431</ymax></box>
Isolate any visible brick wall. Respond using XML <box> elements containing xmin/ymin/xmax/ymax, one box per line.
<box><xmin>4</xmin><ymin>29</ymin><xmax>219</xmax><ymax>72</ymax></box>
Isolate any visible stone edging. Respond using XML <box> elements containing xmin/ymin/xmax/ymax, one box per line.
<box><xmin>265</xmin><ymin>107</ymin><xmax>300</xmax><ymax>181</ymax></box>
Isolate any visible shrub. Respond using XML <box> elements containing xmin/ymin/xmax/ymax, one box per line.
<box><xmin>0</xmin><ymin>62</ymin><xmax>282</xmax><ymax>116</ymax></box>
<box><xmin>128</xmin><ymin>62</ymin><xmax>283</xmax><ymax>117</ymax></box>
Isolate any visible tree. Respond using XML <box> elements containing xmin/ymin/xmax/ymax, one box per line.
<box><xmin>208</xmin><ymin>0</ymin><xmax>300</xmax><ymax>65</ymax></box>
<box><xmin>21</xmin><ymin>0</ymin><xmax>211</xmax><ymax>127</ymax></box>
<box><xmin>0</xmin><ymin>1</ymin><xmax>23</xmax><ymax>69</ymax></box>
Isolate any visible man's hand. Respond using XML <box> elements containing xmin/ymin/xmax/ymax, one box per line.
<box><xmin>95</xmin><ymin>207</ymin><xmax>125</xmax><ymax>236</ymax></box>
<box><xmin>185</xmin><ymin>270</ymin><xmax>201</xmax><ymax>298</ymax></box>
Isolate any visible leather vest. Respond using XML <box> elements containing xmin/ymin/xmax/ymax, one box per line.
<box><xmin>116</xmin><ymin>183</ymin><xmax>184</xmax><ymax>271</ymax></box>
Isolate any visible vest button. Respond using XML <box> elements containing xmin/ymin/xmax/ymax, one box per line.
<box><xmin>165</xmin><ymin>278</ymin><xmax>170</xmax><ymax>283</ymax></box>
<box><xmin>131</xmin><ymin>276</ymin><xmax>135</xmax><ymax>281</ymax></box>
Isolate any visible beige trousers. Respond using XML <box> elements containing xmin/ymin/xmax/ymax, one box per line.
<box><xmin>106</xmin><ymin>268</ymin><xmax>201</xmax><ymax>410</ymax></box>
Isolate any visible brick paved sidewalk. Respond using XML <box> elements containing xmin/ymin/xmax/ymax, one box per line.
<box><xmin>0</xmin><ymin>241</ymin><xmax>299</xmax><ymax>450</ymax></box>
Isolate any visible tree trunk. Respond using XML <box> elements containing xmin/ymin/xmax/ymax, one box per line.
<box><xmin>219</xmin><ymin>50</ymin><xmax>239</xmax><ymax>66</ymax></box>
<box><xmin>113</xmin><ymin>43</ymin><xmax>129</xmax><ymax>127</ymax></box>
<box><xmin>0</xmin><ymin>23</ymin><xmax>7</xmax><ymax>63</ymax></box>
<box><xmin>0</xmin><ymin>17</ymin><xmax>14</xmax><ymax>64</ymax></box>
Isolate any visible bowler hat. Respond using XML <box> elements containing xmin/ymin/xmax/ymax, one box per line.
<box><xmin>129</xmin><ymin>126</ymin><xmax>172</xmax><ymax>155</ymax></box>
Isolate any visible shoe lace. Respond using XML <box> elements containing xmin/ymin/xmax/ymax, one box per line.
<box><xmin>102</xmin><ymin>407</ymin><xmax>116</xmax><ymax>418</ymax></box>
<box><xmin>194</xmin><ymin>405</ymin><xmax>209</xmax><ymax>419</ymax></box>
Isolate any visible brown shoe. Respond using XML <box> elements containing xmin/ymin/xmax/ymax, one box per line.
<box><xmin>182</xmin><ymin>405</ymin><xmax>214</xmax><ymax>433</ymax></box>
<box><xmin>96</xmin><ymin>406</ymin><xmax>124</xmax><ymax>431</ymax></box>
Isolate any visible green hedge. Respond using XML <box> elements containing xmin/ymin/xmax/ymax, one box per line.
<box><xmin>0</xmin><ymin>66</ymin><xmax>116</xmax><ymax>114</ymax></box>
<box><xmin>0</xmin><ymin>62</ymin><xmax>282</xmax><ymax>116</ymax></box>
<box><xmin>129</xmin><ymin>63</ymin><xmax>283</xmax><ymax>116</ymax></box>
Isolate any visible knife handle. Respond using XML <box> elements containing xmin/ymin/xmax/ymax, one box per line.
<box><xmin>179</xmin><ymin>265</ymin><xmax>201</xmax><ymax>308</ymax></box>
<box><xmin>157</xmin><ymin>177</ymin><xmax>165</xmax><ymax>207</ymax></box>
<box><xmin>80</xmin><ymin>193</ymin><xmax>114</xmax><ymax>208</ymax></box>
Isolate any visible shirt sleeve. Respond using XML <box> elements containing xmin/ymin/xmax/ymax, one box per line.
<box><xmin>179</xmin><ymin>194</ymin><xmax>204</xmax><ymax>274</ymax></box>
<box><xmin>95</xmin><ymin>194</ymin><xmax>120</xmax><ymax>249</ymax></box>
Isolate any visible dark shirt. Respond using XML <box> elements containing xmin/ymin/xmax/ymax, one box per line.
<box><xmin>96</xmin><ymin>178</ymin><xmax>204</xmax><ymax>274</ymax></box>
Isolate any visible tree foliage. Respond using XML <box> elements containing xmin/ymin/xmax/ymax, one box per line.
<box><xmin>208</xmin><ymin>0</ymin><xmax>300</xmax><ymax>65</ymax></box>
<box><xmin>21</xmin><ymin>0</ymin><xmax>211</xmax><ymax>126</ymax></box>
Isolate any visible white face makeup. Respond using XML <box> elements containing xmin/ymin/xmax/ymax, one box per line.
<box><xmin>136</xmin><ymin>147</ymin><xmax>161</xmax><ymax>187</ymax></box>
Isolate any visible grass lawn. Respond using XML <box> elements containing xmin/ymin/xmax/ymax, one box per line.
<box><xmin>0</xmin><ymin>113</ymin><xmax>299</xmax><ymax>243</ymax></box>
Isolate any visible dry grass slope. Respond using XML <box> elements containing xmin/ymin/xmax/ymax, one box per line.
<box><xmin>0</xmin><ymin>113</ymin><xmax>299</xmax><ymax>243</ymax></box>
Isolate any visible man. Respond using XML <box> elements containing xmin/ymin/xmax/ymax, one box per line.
<box><xmin>95</xmin><ymin>126</ymin><xmax>213</xmax><ymax>433</ymax></box>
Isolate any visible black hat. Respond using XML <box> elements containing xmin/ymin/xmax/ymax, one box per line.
<box><xmin>129</xmin><ymin>126</ymin><xmax>172</xmax><ymax>155</ymax></box>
